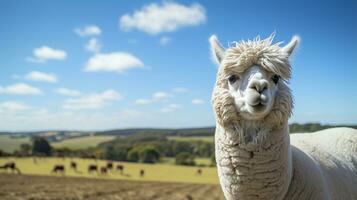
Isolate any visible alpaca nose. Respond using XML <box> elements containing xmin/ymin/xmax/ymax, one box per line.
<box><xmin>249</xmin><ymin>80</ymin><xmax>268</xmax><ymax>93</ymax></box>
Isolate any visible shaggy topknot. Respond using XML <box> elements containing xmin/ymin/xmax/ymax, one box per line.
<box><xmin>212</xmin><ymin>34</ymin><xmax>293</xmax><ymax>128</ymax></box>
<box><xmin>223</xmin><ymin>33</ymin><xmax>292</xmax><ymax>80</ymax></box>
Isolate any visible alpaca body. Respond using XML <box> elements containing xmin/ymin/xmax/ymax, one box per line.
<box><xmin>216</xmin><ymin>126</ymin><xmax>357</xmax><ymax>200</ymax></box>
<box><xmin>288</xmin><ymin>127</ymin><xmax>357</xmax><ymax>200</ymax></box>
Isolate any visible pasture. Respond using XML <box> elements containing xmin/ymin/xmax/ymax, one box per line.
<box><xmin>0</xmin><ymin>135</ymin><xmax>116</xmax><ymax>153</ymax></box>
<box><xmin>0</xmin><ymin>157</ymin><xmax>219</xmax><ymax>184</ymax></box>
<box><xmin>0</xmin><ymin>135</ymin><xmax>30</xmax><ymax>153</ymax></box>
<box><xmin>51</xmin><ymin>135</ymin><xmax>116</xmax><ymax>149</ymax></box>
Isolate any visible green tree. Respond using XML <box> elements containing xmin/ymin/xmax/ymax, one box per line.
<box><xmin>210</xmin><ymin>154</ymin><xmax>216</xmax><ymax>166</ymax></box>
<box><xmin>194</xmin><ymin>142</ymin><xmax>214</xmax><ymax>157</ymax></box>
<box><xmin>19</xmin><ymin>143</ymin><xmax>32</xmax><ymax>156</ymax></box>
<box><xmin>175</xmin><ymin>152</ymin><xmax>196</xmax><ymax>166</ymax></box>
<box><xmin>172</xmin><ymin>141</ymin><xmax>193</xmax><ymax>156</ymax></box>
<box><xmin>105</xmin><ymin>145</ymin><xmax>130</xmax><ymax>161</ymax></box>
<box><xmin>31</xmin><ymin>137</ymin><xmax>52</xmax><ymax>156</ymax></box>
<box><xmin>139</xmin><ymin>147</ymin><xmax>160</xmax><ymax>163</ymax></box>
<box><xmin>127</xmin><ymin>148</ymin><xmax>140</xmax><ymax>162</ymax></box>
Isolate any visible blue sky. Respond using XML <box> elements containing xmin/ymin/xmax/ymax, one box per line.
<box><xmin>0</xmin><ymin>0</ymin><xmax>356</xmax><ymax>131</ymax></box>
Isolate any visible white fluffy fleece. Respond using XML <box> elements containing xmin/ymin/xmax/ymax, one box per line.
<box><xmin>210</xmin><ymin>34</ymin><xmax>357</xmax><ymax>200</ymax></box>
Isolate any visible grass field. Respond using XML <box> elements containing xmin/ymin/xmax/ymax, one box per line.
<box><xmin>0</xmin><ymin>135</ymin><xmax>116</xmax><ymax>153</ymax></box>
<box><xmin>0</xmin><ymin>157</ymin><xmax>219</xmax><ymax>184</ymax></box>
<box><xmin>52</xmin><ymin>135</ymin><xmax>116</xmax><ymax>149</ymax></box>
<box><xmin>167</xmin><ymin>136</ymin><xmax>214</xmax><ymax>143</ymax></box>
<box><xmin>0</xmin><ymin>135</ymin><xmax>30</xmax><ymax>153</ymax></box>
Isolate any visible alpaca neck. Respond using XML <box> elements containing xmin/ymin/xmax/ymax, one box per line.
<box><xmin>215</xmin><ymin>121</ymin><xmax>292</xmax><ymax>200</ymax></box>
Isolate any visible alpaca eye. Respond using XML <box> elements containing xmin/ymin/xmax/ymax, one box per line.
<box><xmin>271</xmin><ymin>75</ymin><xmax>280</xmax><ymax>84</ymax></box>
<box><xmin>228</xmin><ymin>75</ymin><xmax>239</xmax><ymax>84</ymax></box>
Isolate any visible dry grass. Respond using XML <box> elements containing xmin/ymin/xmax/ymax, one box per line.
<box><xmin>0</xmin><ymin>174</ymin><xmax>224</xmax><ymax>200</ymax></box>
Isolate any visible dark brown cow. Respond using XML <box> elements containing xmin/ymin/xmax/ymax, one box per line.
<box><xmin>196</xmin><ymin>168</ymin><xmax>202</xmax><ymax>176</ymax></box>
<box><xmin>88</xmin><ymin>164</ymin><xmax>98</xmax><ymax>173</ymax></box>
<box><xmin>70</xmin><ymin>161</ymin><xmax>77</xmax><ymax>170</ymax></box>
<box><xmin>107</xmin><ymin>162</ymin><xmax>113</xmax><ymax>170</ymax></box>
<box><xmin>0</xmin><ymin>162</ymin><xmax>21</xmax><ymax>174</ymax></box>
<box><xmin>140</xmin><ymin>169</ymin><xmax>145</xmax><ymax>177</ymax></box>
<box><xmin>52</xmin><ymin>164</ymin><xmax>65</xmax><ymax>174</ymax></box>
<box><xmin>116</xmin><ymin>164</ymin><xmax>124</xmax><ymax>174</ymax></box>
<box><xmin>100</xmin><ymin>166</ymin><xmax>108</xmax><ymax>175</ymax></box>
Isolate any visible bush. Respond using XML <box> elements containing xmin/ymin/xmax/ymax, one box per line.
<box><xmin>175</xmin><ymin>152</ymin><xmax>196</xmax><ymax>166</ymax></box>
<box><xmin>126</xmin><ymin>146</ymin><xmax>161</xmax><ymax>163</ymax></box>
<box><xmin>139</xmin><ymin>147</ymin><xmax>160</xmax><ymax>163</ymax></box>
<box><xmin>105</xmin><ymin>145</ymin><xmax>130</xmax><ymax>161</ymax></box>
<box><xmin>210</xmin><ymin>154</ymin><xmax>216</xmax><ymax>167</ymax></box>
<box><xmin>127</xmin><ymin>148</ymin><xmax>140</xmax><ymax>162</ymax></box>
<box><xmin>19</xmin><ymin>143</ymin><xmax>32</xmax><ymax>156</ymax></box>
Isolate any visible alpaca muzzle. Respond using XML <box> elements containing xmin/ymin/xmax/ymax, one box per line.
<box><xmin>246</xmin><ymin>89</ymin><xmax>269</xmax><ymax>107</ymax></box>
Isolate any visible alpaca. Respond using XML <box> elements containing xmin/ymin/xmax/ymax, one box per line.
<box><xmin>210</xmin><ymin>33</ymin><xmax>357</xmax><ymax>200</ymax></box>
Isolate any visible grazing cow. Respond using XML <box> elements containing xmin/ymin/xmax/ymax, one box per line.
<box><xmin>100</xmin><ymin>166</ymin><xmax>108</xmax><ymax>175</ymax></box>
<box><xmin>116</xmin><ymin>164</ymin><xmax>124</xmax><ymax>174</ymax></box>
<box><xmin>70</xmin><ymin>161</ymin><xmax>77</xmax><ymax>170</ymax></box>
<box><xmin>88</xmin><ymin>164</ymin><xmax>98</xmax><ymax>174</ymax></box>
<box><xmin>107</xmin><ymin>162</ymin><xmax>113</xmax><ymax>170</ymax></box>
<box><xmin>140</xmin><ymin>169</ymin><xmax>145</xmax><ymax>177</ymax></box>
<box><xmin>196</xmin><ymin>168</ymin><xmax>202</xmax><ymax>176</ymax></box>
<box><xmin>0</xmin><ymin>162</ymin><xmax>21</xmax><ymax>174</ymax></box>
<box><xmin>52</xmin><ymin>164</ymin><xmax>65</xmax><ymax>174</ymax></box>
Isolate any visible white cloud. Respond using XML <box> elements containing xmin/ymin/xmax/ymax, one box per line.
<box><xmin>0</xmin><ymin>101</ymin><xmax>31</xmax><ymax>111</ymax></box>
<box><xmin>192</xmin><ymin>98</ymin><xmax>204</xmax><ymax>104</ymax></box>
<box><xmin>0</xmin><ymin>83</ymin><xmax>43</xmax><ymax>95</ymax></box>
<box><xmin>55</xmin><ymin>88</ymin><xmax>82</xmax><ymax>97</ymax></box>
<box><xmin>120</xmin><ymin>1</ymin><xmax>206</xmax><ymax>35</ymax></box>
<box><xmin>135</xmin><ymin>91</ymin><xmax>171</xmax><ymax>105</ymax></box>
<box><xmin>153</xmin><ymin>91</ymin><xmax>170</xmax><ymax>100</ymax></box>
<box><xmin>84</xmin><ymin>52</ymin><xmax>144</xmax><ymax>73</ymax></box>
<box><xmin>25</xmin><ymin>71</ymin><xmax>58</xmax><ymax>83</ymax></box>
<box><xmin>172</xmin><ymin>87</ymin><xmax>189</xmax><ymax>93</ymax></box>
<box><xmin>86</xmin><ymin>38</ymin><xmax>101</xmax><ymax>53</ymax></box>
<box><xmin>160</xmin><ymin>103</ymin><xmax>181</xmax><ymax>112</ymax></box>
<box><xmin>62</xmin><ymin>90</ymin><xmax>121</xmax><ymax>110</ymax></box>
<box><xmin>159</xmin><ymin>36</ymin><xmax>170</xmax><ymax>45</ymax></box>
<box><xmin>27</xmin><ymin>46</ymin><xmax>67</xmax><ymax>63</ymax></box>
<box><xmin>74</xmin><ymin>25</ymin><xmax>102</xmax><ymax>37</ymax></box>
<box><xmin>134</xmin><ymin>98</ymin><xmax>152</xmax><ymax>105</ymax></box>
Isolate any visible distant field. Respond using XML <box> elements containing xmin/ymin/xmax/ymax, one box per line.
<box><xmin>0</xmin><ymin>135</ymin><xmax>30</xmax><ymax>153</ymax></box>
<box><xmin>52</xmin><ymin>135</ymin><xmax>116</xmax><ymax>149</ymax></box>
<box><xmin>0</xmin><ymin>157</ymin><xmax>219</xmax><ymax>184</ymax></box>
<box><xmin>0</xmin><ymin>135</ymin><xmax>116</xmax><ymax>153</ymax></box>
<box><xmin>168</xmin><ymin>136</ymin><xmax>214</xmax><ymax>143</ymax></box>
<box><xmin>162</xmin><ymin>157</ymin><xmax>212</xmax><ymax>166</ymax></box>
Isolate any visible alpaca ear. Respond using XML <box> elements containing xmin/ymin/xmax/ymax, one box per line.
<box><xmin>282</xmin><ymin>35</ymin><xmax>300</xmax><ymax>57</ymax></box>
<box><xmin>209</xmin><ymin>35</ymin><xmax>226</xmax><ymax>65</ymax></box>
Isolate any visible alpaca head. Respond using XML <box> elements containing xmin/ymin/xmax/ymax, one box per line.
<box><xmin>210</xmin><ymin>33</ymin><xmax>299</xmax><ymax>127</ymax></box>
